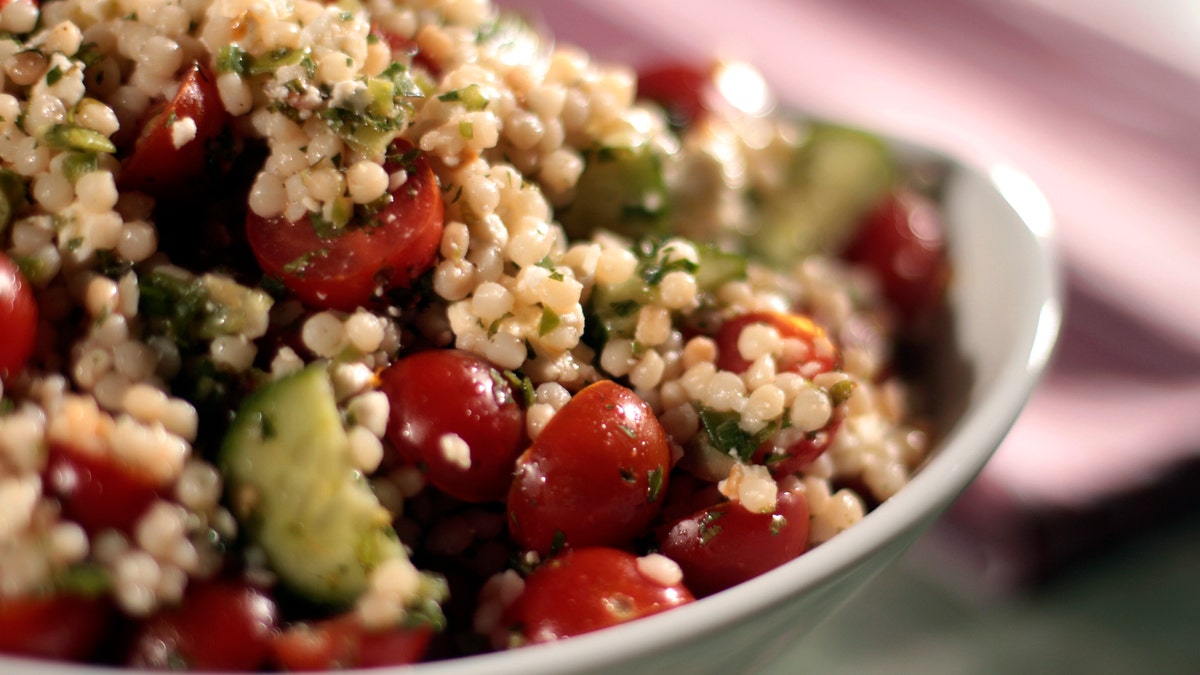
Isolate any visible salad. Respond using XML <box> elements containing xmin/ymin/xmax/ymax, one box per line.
<box><xmin>0</xmin><ymin>0</ymin><xmax>950</xmax><ymax>669</ymax></box>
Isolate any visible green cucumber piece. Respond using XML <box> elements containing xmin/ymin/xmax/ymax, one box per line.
<box><xmin>559</xmin><ymin>145</ymin><xmax>670</xmax><ymax>240</ymax></box>
<box><xmin>220</xmin><ymin>363</ymin><xmax>404</xmax><ymax>606</ymax></box>
<box><xmin>749</xmin><ymin>123</ymin><xmax>893</xmax><ymax>267</ymax></box>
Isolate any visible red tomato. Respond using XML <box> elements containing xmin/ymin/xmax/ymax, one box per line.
<box><xmin>126</xmin><ymin>580</ymin><xmax>278</xmax><ymax>671</ymax></box>
<box><xmin>245</xmin><ymin>140</ymin><xmax>444</xmax><ymax>311</ymax></box>
<box><xmin>637</xmin><ymin>62</ymin><xmax>715</xmax><ymax>128</ymax></box>
<box><xmin>842</xmin><ymin>188</ymin><xmax>950</xmax><ymax>324</ymax></box>
<box><xmin>43</xmin><ymin>443</ymin><xmax>161</xmax><ymax>535</ymax></box>
<box><xmin>714</xmin><ymin>311</ymin><xmax>840</xmax><ymax>376</ymax></box>
<box><xmin>271</xmin><ymin>614</ymin><xmax>432</xmax><ymax>671</ymax></box>
<box><xmin>503</xmin><ymin>547</ymin><xmax>694</xmax><ymax>643</ymax></box>
<box><xmin>372</xmin><ymin>26</ymin><xmax>441</xmax><ymax>76</ymax></box>
<box><xmin>119</xmin><ymin>61</ymin><xmax>231</xmax><ymax>199</ymax></box>
<box><xmin>0</xmin><ymin>251</ymin><xmax>37</xmax><ymax>380</ymax></box>
<box><xmin>658</xmin><ymin>486</ymin><xmax>810</xmax><ymax>597</ymax></box>
<box><xmin>752</xmin><ymin>416</ymin><xmax>843</xmax><ymax>477</ymax></box>
<box><xmin>0</xmin><ymin>593</ymin><xmax>110</xmax><ymax>661</ymax></box>
<box><xmin>507</xmin><ymin>380</ymin><xmax>670</xmax><ymax>556</ymax></box>
<box><xmin>380</xmin><ymin>349</ymin><xmax>527</xmax><ymax>502</ymax></box>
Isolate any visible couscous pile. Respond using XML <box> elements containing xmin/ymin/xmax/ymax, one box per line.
<box><xmin>0</xmin><ymin>0</ymin><xmax>948</xmax><ymax>668</ymax></box>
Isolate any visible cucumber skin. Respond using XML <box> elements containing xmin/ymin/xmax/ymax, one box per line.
<box><xmin>220</xmin><ymin>363</ymin><xmax>404</xmax><ymax>606</ymax></box>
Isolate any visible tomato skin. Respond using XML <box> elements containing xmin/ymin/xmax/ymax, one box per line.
<box><xmin>637</xmin><ymin>63</ymin><xmax>714</xmax><ymax>128</ymax></box>
<box><xmin>503</xmin><ymin>547</ymin><xmax>694</xmax><ymax>643</ymax></box>
<box><xmin>245</xmin><ymin>140</ymin><xmax>444</xmax><ymax>311</ymax></box>
<box><xmin>752</xmin><ymin>416</ymin><xmax>842</xmax><ymax>477</ymax></box>
<box><xmin>0</xmin><ymin>251</ymin><xmax>37</xmax><ymax>380</ymax></box>
<box><xmin>271</xmin><ymin>614</ymin><xmax>432</xmax><ymax>671</ymax></box>
<box><xmin>842</xmin><ymin>189</ymin><xmax>950</xmax><ymax>324</ymax></box>
<box><xmin>43</xmin><ymin>443</ymin><xmax>162</xmax><ymax>535</ymax></box>
<box><xmin>119</xmin><ymin>61</ymin><xmax>230</xmax><ymax>200</ymax></box>
<box><xmin>125</xmin><ymin>580</ymin><xmax>278</xmax><ymax>671</ymax></box>
<box><xmin>380</xmin><ymin>349</ymin><xmax>527</xmax><ymax>502</ymax></box>
<box><xmin>507</xmin><ymin>380</ymin><xmax>670</xmax><ymax>556</ymax></box>
<box><xmin>658</xmin><ymin>486</ymin><xmax>810</xmax><ymax>597</ymax></box>
<box><xmin>0</xmin><ymin>594</ymin><xmax>110</xmax><ymax>661</ymax></box>
<box><xmin>714</xmin><ymin>311</ymin><xmax>839</xmax><ymax>376</ymax></box>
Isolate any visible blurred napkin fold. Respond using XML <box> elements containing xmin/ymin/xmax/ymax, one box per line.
<box><xmin>502</xmin><ymin>0</ymin><xmax>1200</xmax><ymax>588</ymax></box>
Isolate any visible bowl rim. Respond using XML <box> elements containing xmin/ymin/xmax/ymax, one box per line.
<box><xmin>0</xmin><ymin>148</ymin><xmax>1063</xmax><ymax>675</ymax></box>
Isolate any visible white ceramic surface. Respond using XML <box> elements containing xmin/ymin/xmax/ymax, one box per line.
<box><xmin>1</xmin><ymin>141</ymin><xmax>1062</xmax><ymax>675</ymax></box>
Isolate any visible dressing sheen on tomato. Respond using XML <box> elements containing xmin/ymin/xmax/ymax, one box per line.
<box><xmin>503</xmin><ymin>547</ymin><xmax>694</xmax><ymax>643</ymax></box>
<box><xmin>507</xmin><ymin>381</ymin><xmax>671</xmax><ymax>556</ymax></box>
<box><xmin>0</xmin><ymin>251</ymin><xmax>36</xmax><ymax>380</ymax></box>
<box><xmin>246</xmin><ymin>139</ymin><xmax>444</xmax><ymax>311</ymax></box>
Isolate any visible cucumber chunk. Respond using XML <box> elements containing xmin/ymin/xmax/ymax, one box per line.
<box><xmin>559</xmin><ymin>145</ymin><xmax>670</xmax><ymax>240</ymax></box>
<box><xmin>220</xmin><ymin>363</ymin><xmax>404</xmax><ymax>606</ymax></box>
<box><xmin>749</xmin><ymin>123</ymin><xmax>893</xmax><ymax>266</ymax></box>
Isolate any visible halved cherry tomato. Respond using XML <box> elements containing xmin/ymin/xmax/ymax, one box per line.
<box><xmin>43</xmin><ymin>442</ymin><xmax>161</xmax><ymax>535</ymax></box>
<box><xmin>751</xmin><ymin>416</ymin><xmax>843</xmax><ymax>477</ymax></box>
<box><xmin>713</xmin><ymin>311</ymin><xmax>843</xmax><ymax>476</ymax></box>
<box><xmin>125</xmin><ymin>580</ymin><xmax>278</xmax><ymax>671</ymax></box>
<box><xmin>658</xmin><ymin>485</ymin><xmax>810</xmax><ymax>597</ymax></box>
<box><xmin>245</xmin><ymin>140</ymin><xmax>444</xmax><ymax>311</ymax></box>
<box><xmin>380</xmin><ymin>349</ymin><xmax>527</xmax><ymax>503</ymax></box>
<box><xmin>507</xmin><ymin>380</ymin><xmax>670</xmax><ymax>556</ymax></box>
<box><xmin>842</xmin><ymin>188</ymin><xmax>950</xmax><ymax>325</ymax></box>
<box><xmin>0</xmin><ymin>251</ymin><xmax>37</xmax><ymax>380</ymax></box>
<box><xmin>714</xmin><ymin>311</ymin><xmax>840</xmax><ymax>376</ymax></box>
<box><xmin>119</xmin><ymin>61</ymin><xmax>231</xmax><ymax>199</ymax></box>
<box><xmin>502</xmin><ymin>547</ymin><xmax>694</xmax><ymax>643</ymax></box>
<box><xmin>271</xmin><ymin>614</ymin><xmax>432</xmax><ymax>671</ymax></box>
<box><xmin>637</xmin><ymin>62</ymin><xmax>715</xmax><ymax>129</ymax></box>
<box><xmin>372</xmin><ymin>27</ymin><xmax>441</xmax><ymax>77</ymax></box>
<box><xmin>0</xmin><ymin>593</ymin><xmax>110</xmax><ymax>661</ymax></box>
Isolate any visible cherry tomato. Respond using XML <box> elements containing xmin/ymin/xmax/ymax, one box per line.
<box><xmin>637</xmin><ymin>63</ymin><xmax>715</xmax><ymax>128</ymax></box>
<box><xmin>507</xmin><ymin>380</ymin><xmax>670</xmax><ymax>556</ymax></box>
<box><xmin>714</xmin><ymin>311</ymin><xmax>840</xmax><ymax>376</ymax></box>
<box><xmin>245</xmin><ymin>140</ymin><xmax>444</xmax><ymax>311</ymax></box>
<box><xmin>0</xmin><ymin>593</ymin><xmax>110</xmax><ymax>661</ymax></box>
<box><xmin>119</xmin><ymin>61</ymin><xmax>231</xmax><ymax>199</ymax></box>
<box><xmin>372</xmin><ymin>26</ymin><xmax>441</xmax><ymax>77</ymax></box>
<box><xmin>271</xmin><ymin>614</ymin><xmax>432</xmax><ymax>671</ymax></box>
<box><xmin>43</xmin><ymin>443</ymin><xmax>162</xmax><ymax>535</ymax></box>
<box><xmin>751</xmin><ymin>416</ymin><xmax>843</xmax><ymax>477</ymax></box>
<box><xmin>658</xmin><ymin>485</ymin><xmax>810</xmax><ymax>597</ymax></box>
<box><xmin>380</xmin><ymin>349</ymin><xmax>527</xmax><ymax>503</ymax></box>
<box><xmin>126</xmin><ymin>580</ymin><xmax>278</xmax><ymax>671</ymax></box>
<box><xmin>503</xmin><ymin>547</ymin><xmax>694</xmax><ymax>643</ymax></box>
<box><xmin>0</xmin><ymin>251</ymin><xmax>37</xmax><ymax>380</ymax></box>
<box><xmin>842</xmin><ymin>188</ymin><xmax>950</xmax><ymax>324</ymax></box>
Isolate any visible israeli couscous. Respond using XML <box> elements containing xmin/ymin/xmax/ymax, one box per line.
<box><xmin>0</xmin><ymin>0</ymin><xmax>949</xmax><ymax>668</ymax></box>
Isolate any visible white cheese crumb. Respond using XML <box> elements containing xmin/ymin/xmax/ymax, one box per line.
<box><xmin>169</xmin><ymin>116</ymin><xmax>197</xmax><ymax>149</ymax></box>
<box><xmin>718</xmin><ymin>462</ymin><xmax>778</xmax><ymax>513</ymax></box>
<box><xmin>439</xmin><ymin>432</ymin><xmax>472</xmax><ymax>470</ymax></box>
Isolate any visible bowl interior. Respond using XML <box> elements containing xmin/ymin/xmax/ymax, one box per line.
<box><xmin>0</xmin><ymin>147</ymin><xmax>1061</xmax><ymax>675</ymax></box>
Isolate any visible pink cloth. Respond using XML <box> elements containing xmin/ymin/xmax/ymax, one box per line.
<box><xmin>504</xmin><ymin>0</ymin><xmax>1200</xmax><ymax>580</ymax></box>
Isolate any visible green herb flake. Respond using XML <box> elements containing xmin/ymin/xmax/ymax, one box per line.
<box><xmin>437</xmin><ymin>84</ymin><xmax>489</xmax><ymax>111</ymax></box>
<box><xmin>548</xmin><ymin>529</ymin><xmax>567</xmax><ymax>556</ymax></box>
<box><xmin>537</xmin><ymin>307</ymin><xmax>561</xmax><ymax>336</ymax></box>
<box><xmin>215</xmin><ymin>44</ymin><xmax>251</xmax><ymax>76</ymax></box>
<box><xmin>62</xmin><ymin>152</ymin><xmax>99</xmax><ymax>182</ymax></box>
<box><xmin>698</xmin><ymin>510</ymin><xmax>726</xmax><ymax>545</ymax></box>
<box><xmin>647</xmin><ymin>466</ymin><xmax>664</xmax><ymax>503</ymax></box>
<box><xmin>45</xmin><ymin>65</ymin><xmax>63</xmax><ymax>85</ymax></box>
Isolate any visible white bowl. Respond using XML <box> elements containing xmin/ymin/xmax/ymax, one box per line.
<box><xmin>2</xmin><ymin>142</ymin><xmax>1061</xmax><ymax>675</ymax></box>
